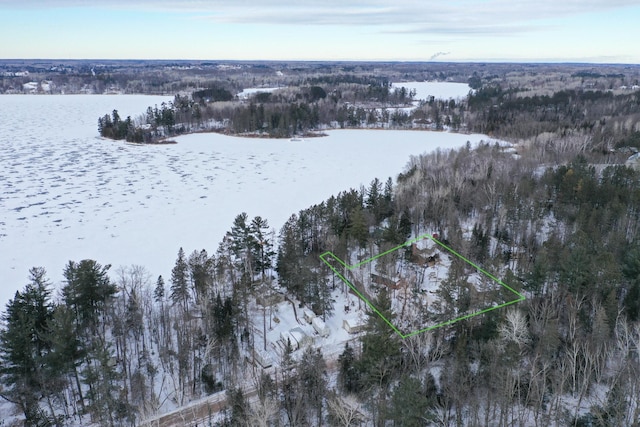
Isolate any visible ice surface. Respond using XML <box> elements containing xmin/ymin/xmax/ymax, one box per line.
<box><xmin>0</xmin><ymin>95</ymin><xmax>498</xmax><ymax>308</ymax></box>
<box><xmin>236</xmin><ymin>87</ymin><xmax>283</xmax><ymax>99</ymax></box>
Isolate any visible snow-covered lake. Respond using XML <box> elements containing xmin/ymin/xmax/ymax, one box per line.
<box><xmin>0</xmin><ymin>95</ymin><xmax>496</xmax><ymax>307</ymax></box>
<box><xmin>391</xmin><ymin>81</ymin><xmax>472</xmax><ymax>101</ymax></box>
<box><xmin>237</xmin><ymin>87</ymin><xmax>283</xmax><ymax>99</ymax></box>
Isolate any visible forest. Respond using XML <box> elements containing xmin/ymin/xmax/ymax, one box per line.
<box><xmin>97</xmin><ymin>64</ymin><xmax>640</xmax><ymax>144</ymax></box>
<box><xmin>3</xmin><ymin>63</ymin><xmax>640</xmax><ymax>426</ymax></box>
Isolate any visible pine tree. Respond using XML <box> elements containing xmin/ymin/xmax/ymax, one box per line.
<box><xmin>170</xmin><ymin>248</ymin><xmax>190</xmax><ymax>310</ymax></box>
<box><xmin>62</xmin><ymin>260</ymin><xmax>116</xmax><ymax>335</ymax></box>
<box><xmin>360</xmin><ymin>287</ymin><xmax>401</xmax><ymax>388</ymax></box>
<box><xmin>154</xmin><ymin>275</ymin><xmax>165</xmax><ymax>303</ymax></box>
<box><xmin>188</xmin><ymin>249</ymin><xmax>212</xmax><ymax>305</ymax></box>
<box><xmin>338</xmin><ymin>343</ymin><xmax>360</xmax><ymax>393</ymax></box>
<box><xmin>348</xmin><ymin>206</ymin><xmax>368</xmax><ymax>248</ymax></box>
<box><xmin>251</xmin><ymin>216</ymin><xmax>275</xmax><ymax>279</ymax></box>
<box><xmin>43</xmin><ymin>304</ymin><xmax>84</xmax><ymax>413</ymax></box>
<box><xmin>366</xmin><ymin>178</ymin><xmax>382</xmax><ymax>220</ymax></box>
<box><xmin>0</xmin><ymin>268</ymin><xmax>55</xmax><ymax>423</ymax></box>
<box><xmin>277</xmin><ymin>214</ymin><xmax>305</xmax><ymax>298</ymax></box>
<box><xmin>299</xmin><ymin>347</ymin><xmax>327</xmax><ymax>425</ymax></box>
<box><xmin>389</xmin><ymin>375</ymin><xmax>433</xmax><ymax>426</ymax></box>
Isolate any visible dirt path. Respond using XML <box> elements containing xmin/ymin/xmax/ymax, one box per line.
<box><xmin>140</xmin><ymin>387</ymin><xmax>257</xmax><ymax>427</ymax></box>
<box><xmin>138</xmin><ymin>339</ymin><xmax>358</xmax><ymax>427</ymax></box>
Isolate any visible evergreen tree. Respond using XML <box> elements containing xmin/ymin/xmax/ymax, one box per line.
<box><xmin>389</xmin><ymin>375</ymin><xmax>433</xmax><ymax>426</ymax></box>
<box><xmin>227</xmin><ymin>387</ymin><xmax>248</xmax><ymax>426</ymax></box>
<box><xmin>299</xmin><ymin>347</ymin><xmax>327</xmax><ymax>425</ymax></box>
<box><xmin>338</xmin><ymin>343</ymin><xmax>360</xmax><ymax>393</ymax></box>
<box><xmin>0</xmin><ymin>268</ymin><xmax>55</xmax><ymax>423</ymax></box>
<box><xmin>366</xmin><ymin>178</ymin><xmax>382</xmax><ymax>220</ymax></box>
<box><xmin>170</xmin><ymin>248</ymin><xmax>190</xmax><ymax>310</ymax></box>
<box><xmin>348</xmin><ymin>206</ymin><xmax>368</xmax><ymax>248</ymax></box>
<box><xmin>381</xmin><ymin>177</ymin><xmax>394</xmax><ymax>218</ymax></box>
<box><xmin>62</xmin><ymin>260</ymin><xmax>116</xmax><ymax>335</ymax></box>
<box><xmin>44</xmin><ymin>304</ymin><xmax>84</xmax><ymax>412</ymax></box>
<box><xmin>230</xmin><ymin>212</ymin><xmax>255</xmax><ymax>276</ymax></box>
<box><xmin>359</xmin><ymin>288</ymin><xmax>401</xmax><ymax>389</ymax></box>
<box><xmin>154</xmin><ymin>275</ymin><xmax>165</xmax><ymax>303</ymax></box>
<box><xmin>277</xmin><ymin>214</ymin><xmax>304</xmax><ymax>297</ymax></box>
<box><xmin>251</xmin><ymin>216</ymin><xmax>275</xmax><ymax>279</ymax></box>
<box><xmin>398</xmin><ymin>207</ymin><xmax>412</xmax><ymax>240</ymax></box>
<box><xmin>188</xmin><ymin>249</ymin><xmax>212</xmax><ymax>305</ymax></box>
<box><xmin>81</xmin><ymin>341</ymin><xmax>130</xmax><ymax>426</ymax></box>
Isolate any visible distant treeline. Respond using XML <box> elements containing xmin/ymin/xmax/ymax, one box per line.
<box><xmin>465</xmin><ymin>85</ymin><xmax>640</xmax><ymax>149</ymax></box>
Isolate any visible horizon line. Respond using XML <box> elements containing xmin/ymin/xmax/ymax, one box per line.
<box><xmin>2</xmin><ymin>58</ymin><xmax>640</xmax><ymax>66</ymax></box>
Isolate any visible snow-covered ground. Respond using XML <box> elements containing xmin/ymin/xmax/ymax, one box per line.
<box><xmin>391</xmin><ymin>81</ymin><xmax>472</xmax><ymax>101</ymax></box>
<box><xmin>236</xmin><ymin>87</ymin><xmax>283</xmax><ymax>99</ymax></box>
<box><xmin>0</xmin><ymin>94</ymin><xmax>499</xmax><ymax>308</ymax></box>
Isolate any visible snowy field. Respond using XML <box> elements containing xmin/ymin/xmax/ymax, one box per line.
<box><xmin>236</xmin><ymin>87</ymin><xmax>283</xmax><ymax>99</ymax></box>
<box><xmin>0</xmin><ymin>94</ymin><xmax>498</xmax><ymax>308</ymax></box>
<box><xmin>391</xmin><ymin>81</ymin><xmax>472</xmax><ymax>101</ymax></box>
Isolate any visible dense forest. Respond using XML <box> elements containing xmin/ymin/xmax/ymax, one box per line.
<box><xmin>3</xmin><ymin>63</ymin><xmax>640</xmax><ymax>426</ymax></box>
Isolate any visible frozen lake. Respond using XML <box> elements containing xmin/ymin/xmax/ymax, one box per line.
<box><xmin>0</xmin><ymin>94</ymin><xmax>496</xmax><ymax>307</ymax></box>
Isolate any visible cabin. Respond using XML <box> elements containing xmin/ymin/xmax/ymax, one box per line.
<box><xmin>312</xmin><ymin>317</ymin><xmax>330</xmax><ymax>337</ymax></box>
<box><xmin>290</xmin><ymin>327</ymin><xmax>314</xmax><ymax>347</ymax></box>
<box><xmin>280</xmin><ymin>331</ymin><xmax>299</xmax><ymax>350</ymax></box>
<box><xmin>252</xmin><ymin>349</ymin><xmax>273</xmax><ymax>369</ymax></box>
<box><xmin>411</xmin><ymin>244</ymin><xmax>440</xmax><ymax>266</ymax></box>
<box><xmin>343</xmin><ymin>318</ymin><xmax>365</xmax><ymax>334</ymax></box>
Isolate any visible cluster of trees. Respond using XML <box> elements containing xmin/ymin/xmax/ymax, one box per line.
<box><xmin>0</xmin><ymin>261</ymin><xmax>121</xmax><ymax>425</ymax></box>
<box><xmin>0</xmin><ymin>212</ymin><xmax>278</xmax><ymax>425</ymax></box>
<box><xmin>98</xmin><ymin>102</ymin><xmax>184</xmax><ymax>143</ymax></box>
<box><xmin>97</xmin><ymin>110</ymin><xmax>140</xmax><ymax>142</ymax></box>
<box><xmin>465</xmin><ymin>85</ymin><xmax>640</xmax><ymax>150</ymax></box>
<box><xmin>4</xmin><ymin>135</ymin><xmax>640</xmax><ymax>425</ymax></box>
<box><xmin>98</xmin><ymin>78</ymin><xmax>423</xmax><ymax>142</ymax></box>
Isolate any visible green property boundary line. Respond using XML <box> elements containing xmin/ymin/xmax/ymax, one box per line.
<box><xmin>319</xmin><ymin>233</ymin><xmax>526</xmax><ymax>338</ymax></box>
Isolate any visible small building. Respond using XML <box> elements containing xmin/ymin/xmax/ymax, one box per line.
<box><xmin>343</xmin><ymin>318</ymin><xmax>365</xmax><ymax>334</ymax></box>
<box><xmin>280</xmin><ymin>327</ymin><xmax>313</xmax><ymax>350</ymax></box>
<box><xmin>312</xmin><ymin>317</ymin><xmax>330</xmax><ymax>337</ymax></box>
<box><xmin>411</xmin><ymin>244</ymin><xmax>440</xmax><ymax>267</ymax></box>
<box><xmin>290</xmin><ymin>327</ymin><xmax>314</xmax><ymax>347</ymax></box>
<box><xmin>303</xmin><ymin>309</ymin><xmax>315</xmax><ymax>324</ymax></box>
<box><xmin>252</xmin><ymin>349</ymin><xmax>273</xmax><ymax>369</ymax></box>
<box><xmin>280</xmin><ymin>331</ymin><xmax>299</xmax><ymax>350</ymax></box>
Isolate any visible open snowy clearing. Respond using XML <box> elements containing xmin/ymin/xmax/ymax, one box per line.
<box><xmin>0</xmin><ymin>94</ymin><xmax>499</xmax><ymax>308</ymax></box>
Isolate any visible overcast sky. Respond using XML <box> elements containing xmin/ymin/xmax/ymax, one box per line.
<box><xmin>1</xmin><ymin>0</ymin><xmax>639</xmax><ymax>63</ymax></box>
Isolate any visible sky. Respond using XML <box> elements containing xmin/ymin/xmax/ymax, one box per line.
<box><xmin>0</xmin><ymin>0</ymin><xmax>639</xmax><ymax>63</ymax></box>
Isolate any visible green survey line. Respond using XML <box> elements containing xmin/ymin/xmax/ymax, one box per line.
<box><xmin>349</xmin><ymin>234</ymin><xmax>429</xmax><ymax>269</ymax></box>
<box><xmin>402</xmin><ymin>297</ymin><xmax>525</xmax><ymax>338</ymax></box>
<box><xmin>320</xmin><ymin>252</ymin><xmax>403</xmax><ymax>336</ymax></box>
<box><xmin>321</xmin><ymin>233</ymin><xmax>526</xmax><ymax>338</ymax></box>
<box><xmin>427</xmin><ymin>235</ymin><xmax>526</xmax><ymax>299</ymax></box>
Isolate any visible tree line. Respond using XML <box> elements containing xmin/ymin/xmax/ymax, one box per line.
<box><xmin>98</xmin><ymin>79</ymin><xmax>420</xmax><ymax>141</ymax></box>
